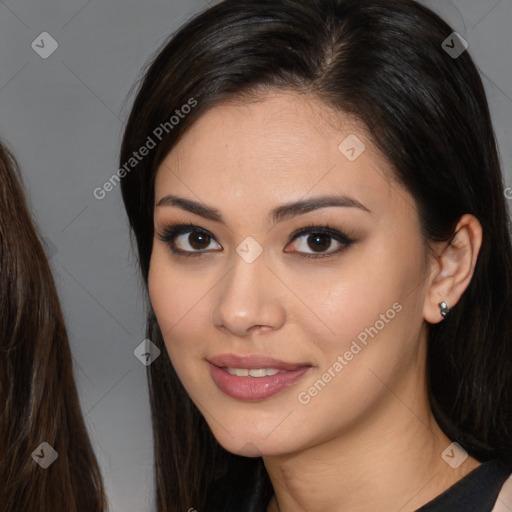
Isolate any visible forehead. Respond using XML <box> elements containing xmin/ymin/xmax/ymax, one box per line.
<box><xmin>154</xmin><ymin>92</ymin><xmax>407</xmax><ymax>219</ymax></box>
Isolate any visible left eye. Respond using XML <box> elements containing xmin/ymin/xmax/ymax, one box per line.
<box><xmin>285</xmin><ymin>228</ymin><xmax>353</xmax><ymax>256</ymax></box>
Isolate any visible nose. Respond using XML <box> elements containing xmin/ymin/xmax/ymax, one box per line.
<box><xmin>212</xmin><ymin>255</ymin><xmax>287</xmax><ymax>338</ymax></box>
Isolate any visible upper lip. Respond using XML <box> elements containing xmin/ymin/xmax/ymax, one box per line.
<box><xmin>208</xmin><ymin>353</ymin><xmax>311</xmax><ymax>371</ymax></box>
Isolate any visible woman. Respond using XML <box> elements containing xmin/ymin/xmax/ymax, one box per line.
<box><xmin>119</xmin><ymin>0</ymin><xmax>512</xmax><ymax>510</ymax></box>
<box><xmin>0</xmin><ymin>143</ymin><xmax>108</xmax><ymax>511</ymax></box>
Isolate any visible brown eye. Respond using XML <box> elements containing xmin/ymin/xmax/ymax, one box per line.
<box><xmin>188</xmin><ymin>231</ymin><xmax>212</xmax><ymax>250</ymax></box>
<box><xmin>158</xmin><ymin>225</ymin><xmax>222</xmax><ymax>255</ymax></box>
<box><xmin>307</xmin><ymin>233</ymin><xmax>332</xmax><ymax>252</ymax></box>
<box><xmin>284</xmin><ymin>225</ymin><xmax>354</xmax><ymax>257</ymax></box>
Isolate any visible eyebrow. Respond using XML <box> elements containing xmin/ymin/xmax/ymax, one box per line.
<box><xmin>155</xmin><ymin>194</ymin><xmax>371</xmax><ymax>224</ymax></box>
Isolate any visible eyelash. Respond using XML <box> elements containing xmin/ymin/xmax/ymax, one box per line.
<box><xmin>156</xmin><ymin>223</ymin><xmax>355</xmax><ymax>259</ymax></box>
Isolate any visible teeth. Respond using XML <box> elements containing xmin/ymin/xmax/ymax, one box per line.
<box><xmin>226</xmin><ymin>368</ymin><xmax>249</xmax><ymax>377</ymax></box>
<box><xmin>224</xmin><ymin>367</ymin><xmax>282</xmax><ymax>377</ymax></box>
<box><xmin>249</xmin><ymin>369</ymin><xmax>267</xmax><ymax>377</ymax></box>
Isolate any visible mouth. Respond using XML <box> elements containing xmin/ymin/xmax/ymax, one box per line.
<box><xmin>207</xmin><ymin>353</ymin><xmax>313</xmax><ymax>401</ymax></box>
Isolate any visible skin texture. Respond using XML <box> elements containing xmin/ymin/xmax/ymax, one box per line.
<box><xmin>148</xmin><ymin>91</ymin><xmax>483</xmax><ymax>512</ymax></box>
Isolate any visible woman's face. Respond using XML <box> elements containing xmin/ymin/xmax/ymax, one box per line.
<box><xmin>148</xmin><ymin>91</ymin><xmax>435</xmax><ymax>456</ymax></box>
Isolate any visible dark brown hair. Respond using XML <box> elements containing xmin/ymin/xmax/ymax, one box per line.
<box><xmin>119</xmin><ymin>0</ymin><xmax>512</xmax><ymax>510</ymax></box>
<box><xmin>0</xmin><ymin>143</ymin><xmax>108</xmax><ymax>511</ymax></box>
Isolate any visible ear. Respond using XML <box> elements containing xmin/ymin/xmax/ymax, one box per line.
<box><xmin>423</xmin><ymin>214</ymin><xmax>483</xmax><ymax>324</ymax></box>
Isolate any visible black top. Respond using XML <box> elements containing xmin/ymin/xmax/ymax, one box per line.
<box><xmin>417</xmin><ymin>459</ymin><xmax>511</xmax><ymax>512</ymax></box>
<box><xmin>206</xmin><ymin>458</ymin><xmax>512</xmax><ymax>512</ymax></box>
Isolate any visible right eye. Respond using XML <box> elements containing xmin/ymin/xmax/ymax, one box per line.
<box><xmin>157</xmin><ymin>224</ymin><xmax>222</xmax><ymax>257</ymax></box>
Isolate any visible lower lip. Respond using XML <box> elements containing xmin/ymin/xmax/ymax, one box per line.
<box><xmin>209</xmin><ymin>363</ymin><xmax>312</xmax><ymax>401</ymax></box>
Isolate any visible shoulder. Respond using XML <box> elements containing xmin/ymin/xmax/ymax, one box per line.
<box><xmin>491</xmin><ymin>472</ymin><xmax>512</xmax><ymax>512</ymax></box>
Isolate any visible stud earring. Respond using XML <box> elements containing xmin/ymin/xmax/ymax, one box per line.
<box><xmin>438</xmin><ymin>301</ymin><xmax>450</xmax><ymax>318</ymax></box>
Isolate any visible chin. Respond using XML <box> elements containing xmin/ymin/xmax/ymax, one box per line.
<box><xmin>204</xmin><ymin>416</ymin><xmax>307</xmax><ymax>458</ymax></box>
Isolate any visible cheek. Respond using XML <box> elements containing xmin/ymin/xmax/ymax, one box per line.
<box><xmin>298</xmin><ymin>241</ymin><xmax>426</xmax><ymax>372</ymax></box>
<box><xmin>286</xmin><ymin>251</ymin><xmax>404</xmax><ymax>348</ymax></box>
<box><xmin>147</xmin><ymin>251</ymin><xmax>210</xmax><ymax>361</ymax></box>
<box><xmin>290</xmin><ymin>261</ymin><xmax>426</xmax><ymax>426</ymax></box>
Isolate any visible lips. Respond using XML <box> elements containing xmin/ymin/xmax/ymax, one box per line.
<box><xmin>208</xmin><ymin>353</ymin><xmax>312</xmax><ymax>401</ymax></box>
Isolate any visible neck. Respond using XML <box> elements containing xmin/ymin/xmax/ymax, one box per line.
<box><xmin>264</xmin><ymin>379</ymin><xmax>480</xmax><ymax>512</ymax></box>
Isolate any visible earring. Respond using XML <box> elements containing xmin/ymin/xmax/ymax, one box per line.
<box><xmin>438</xmin><ymin>301</ymin><xmax>450</xmax><ymax>318</ymax></box>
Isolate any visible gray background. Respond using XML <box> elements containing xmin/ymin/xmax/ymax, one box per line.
<box><xmin>0</xmin><ymin>1</ymin><xmax>510</xmax><ymax>511</ymax></box>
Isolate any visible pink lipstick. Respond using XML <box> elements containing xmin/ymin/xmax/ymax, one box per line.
<box><xmin>208</xmin><ymin>354</ymin><xmax>312</xmax><ymax>401</ymax></box>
